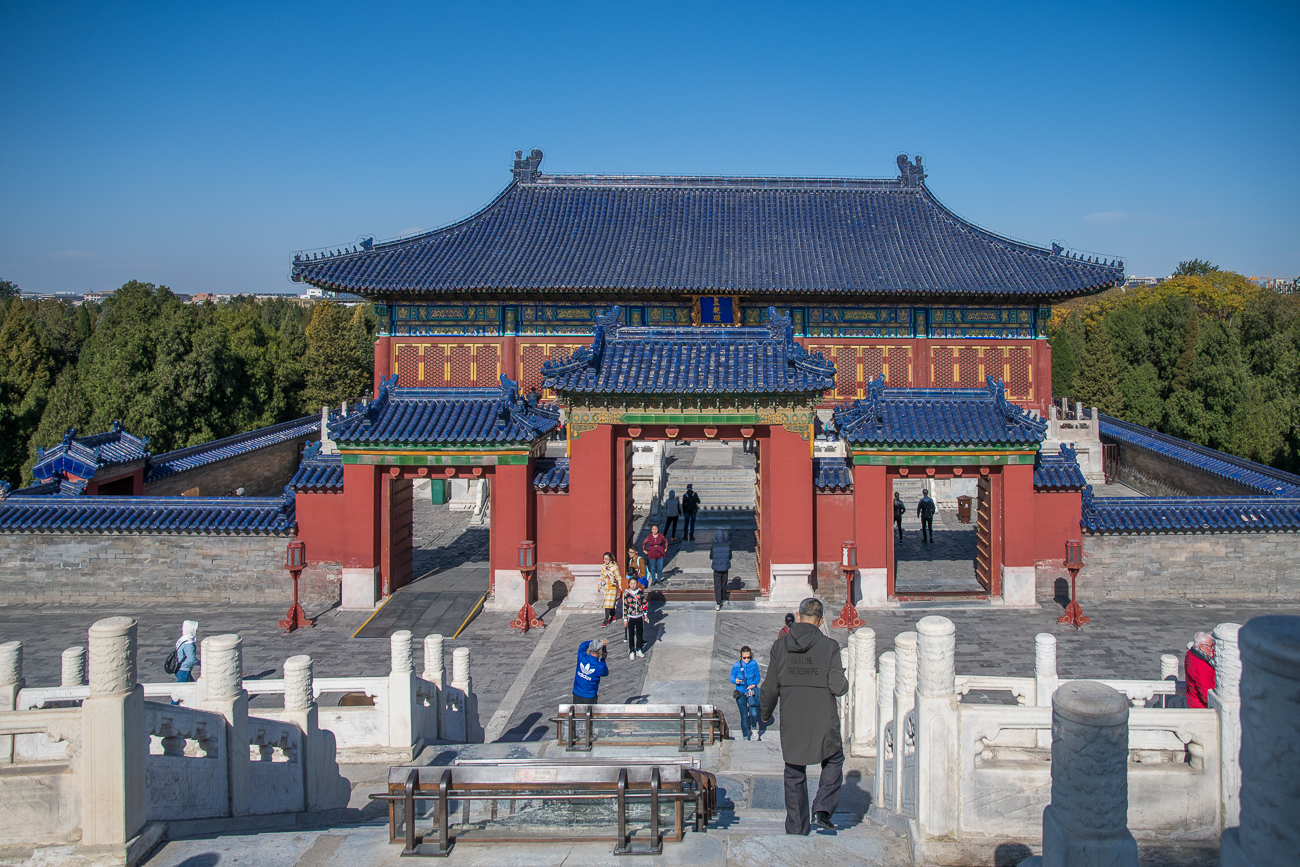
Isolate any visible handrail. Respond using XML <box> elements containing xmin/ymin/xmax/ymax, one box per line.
<box><xmin>0</xmin><ymin>707</ymin><xmax>81</xmax><ymax>737</ymax></box>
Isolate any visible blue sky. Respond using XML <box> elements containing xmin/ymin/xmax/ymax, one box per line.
<box><xmin>2</xmin><ymin>1</ymin><xmax>1297</xmax><ymax>296</ymax></box>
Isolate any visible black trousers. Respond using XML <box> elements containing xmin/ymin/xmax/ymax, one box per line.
<box><xmin>683</xmin><ymin>513</ymin><xmax>697</xmax><ymax>539</ymax></box>
<box><xmin>572</xmin><ymin>692</ymin><xmax>596</xmax><ymax>706</ymax></box>
<box><xmin>663</xmin><ymin>515</ymin><xmax>679</xmax><ymax>537</ymax></box>
<box><xmin>625</xmin><ymin>617</ymin><xmax>644</xmax><ymax>652</ymax></box>
<box><xmin>783</xmin><ymin>748</ymin><xmax>844</xmax><ymax>835</ymax></box>
<box><xmin>919</xmin><ymin>513</ymin><xmax>933</xmax><ymax>541</ymax></box>
<box><xmin>713</xmin><ymin>570</ymin><xmax>728</xmax><ymax>605</ymax></box>
<box><xmin>894</xmin><ymin>514</ymin><xmax>904</xmax><ymax>538</ymax></box>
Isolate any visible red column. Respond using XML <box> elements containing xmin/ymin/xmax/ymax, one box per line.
<box><xmin>1002</xmin><ymin>463</ymin><xmax>1036</xmax><ymax>568</ymax></box>
<box><xmin>341</xmin><ymin>463</ymin><xmax>382</xmax><ymax>569</ymax></box>
<box><xmin>767</xmin><ymin>425</ymin><xmax>814</xmax><ymax>567</ymax></box>
<box><xmin>568</xmin><ymin>426</ymin><xmax>616</xmax><ymax>567</ymax></box>
<box><xmin>490</xmin><ymin>461</ymin><xmax>535</xmax><ymax>598</ymax></box>
<box><xmin>853</xmin><ymin>463</ymin><xmax>891</xmax><ymax>599</ymax></box>
<box><xmin>373</xmin><ymin>337</ymin><xmax>393</xmax><ymax>396</ymax></box>
<box><xmin>1036</xmin><ymin>341</ymin><xmax>1053</xmax><ymax>413</ymax></box>
<box><xmin>501</xmin><ymin>335</ymin><xmax>518</xmax><ymax>385</ymax></box>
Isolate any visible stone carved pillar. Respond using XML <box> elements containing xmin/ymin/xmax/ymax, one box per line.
<box><xmin>1028</xmin><ymin>681</ymin><xmax>1138</xmax><ymax>867</ymax></box>
<box><xmin>423</xmin><ymin>633</ymin><xmax>445</xmax><ymax>739</ymax></box>
<box><xmin>80</xmin><ymin>617</ymin><xmax>146</xmax><ymax>846</ymax></box>
<box><xmin>62</xmin><ymin>646</ymin><xmax>86</xmax><ymax>687</ymax></box>
<box><xmin>893</xmin><ymin>631</ymin><xmax>918</xmax><ymax>816</ymax></box>
<box><xmin>840</xmin><ymin>632</ymin><xmax>856</xmax><ymax>750</ymax></box>
<box><xmin>443</xmin><ymin>647</ymin><xmax>481</xmax><ymax>743</ymax></box>
<box><xmin>1210</xmin><ymin>622</ymin><xmax>1242</xmax><ymax>831</ymax></box>
<box><xmin>0</xmin><ymin>640</ymin><xmax>22</xmax><ymax>764</ymax></box>
<box><xmin>200</xmin><ymin>634</ymin><xmax>249</xmax><ymax>817</ymax></box>
<box><xmin>915</xmin><ymin>616</ymin><xmax>958</xmax><ymax>842</ymax></box>
<box><xmin>875</xmin><ymin>650</ymin><xmax>897</xmax><ymax>814</ymax></box>
<box><xmin>280</xmin><ymin>654</ymin><xmax>350</xmax><ymax>812</ymax></box>
<box><xmin>387</xmin><ymin>631</ymin><xmax>415</xmax><ymax>752</ymax></box>
<box><xmin>1036</xmin><ymin>633</ymin><xmax>1058</xmax><ymax>748</ymax></box>
<box><xmin>852</xmin><ymin>628</ymin><xmax>877</xmax><ymax>756</ymax></box>
<box><xmin>1159</xmin><ymin>654</ymin><xmax>1179</xmax><ymax>681</ymax></box>
<box><xmin>1220</xmin><ymin>615</ymin><xmax>1300</xmax><ymax>867</ymax></box>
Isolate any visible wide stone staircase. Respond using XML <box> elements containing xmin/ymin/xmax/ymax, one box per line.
<box><xmin>661</xmin><ymin>441</ymin><xmax>756</xmax><ymax>509</ymax></box>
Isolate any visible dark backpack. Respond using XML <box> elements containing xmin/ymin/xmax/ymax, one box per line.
<box><xmin>164</xmin><ymin>649</ymin><xmax>180</xmax><ymax>675</ymax></box>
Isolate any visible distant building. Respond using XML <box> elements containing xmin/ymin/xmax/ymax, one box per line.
<box><xmin>1123</xmin><ymin>276</ymin><xmax>1160</xmax><ymax>288</ymax></box>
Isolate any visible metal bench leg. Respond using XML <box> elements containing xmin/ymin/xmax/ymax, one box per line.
<box><xmin>613</xmin><ymin>768</ymin><xmax>630</xmax><ymax>855</ymax></box>
<box><xmin>649</xmin><ymin>768</ymin><xmax>663</xmax><ymax>854</ymax></box>
<box><xmin>402</xmin><ymin>769</ymin><xmax>419</xmax><ymax>856</ymax></box>
<box><xmin>433</xmin><ymin>769</ymin><xmax>452</xmax><ymax>856</ymax></box>
<box><xmin>583</xmin><ymin>705</ymin><xmax>594</xmax><ymax>751</ymax></box>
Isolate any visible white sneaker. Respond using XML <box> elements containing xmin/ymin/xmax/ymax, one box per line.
<box><xmin>629</xmin><ymin>651</ymin><xmax>635</xmax><ymax>660</ymax></box>
<box><xmin>636</xmin><ymin>649</ymin><xmax>644</xmax><ymax>658</ymax></box>
<box><xmin>715</xmin><ymin>604</ymin><xmax>722</xmax><ymax>611</ymax></box>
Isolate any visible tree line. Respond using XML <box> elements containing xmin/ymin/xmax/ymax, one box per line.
<box><xmin>0</xmin><ymin>280</ymin><xmax>376</xmax><ymax>488</ymax></box>
<box><xmin>1051</xmin><ymin>264</ymin><xmax>1300</xmax><ymax>473</ymax></box>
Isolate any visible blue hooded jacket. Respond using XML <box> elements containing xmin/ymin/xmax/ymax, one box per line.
<box><xmin>729</xmin><ymin>658</ymin><xmax>761</xmax><ymax>704</ymax></box>
<box><xmin>572</xmin><ymin>640</ymin><xmax>609</xmax><ymax>699</ymax></box>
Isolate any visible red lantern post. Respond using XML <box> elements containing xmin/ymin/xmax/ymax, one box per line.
<box><xmin>510</xmin><ymin>541</ymin><xmax>546</xmax><ymax>634</ymax></box>
<box><xmin>1057</xmin><ymin>539</ymin><xmax>1090</xmax><ymax>629</ymax></box>
<box><xmin>279</xmin><ymin>541</ymin><xmax>312</xmax><ymax>633</ymax></box>
<box><xmin>832</xmin><ymin>541</ymin><xmax>865</xmax><ymax>629</ymax></box>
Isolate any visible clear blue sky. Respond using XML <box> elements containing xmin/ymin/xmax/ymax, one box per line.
<box><xmin>2</xmin><ymin>1</ymin><xmax>1297</xmax><ymax>296</ymax></box>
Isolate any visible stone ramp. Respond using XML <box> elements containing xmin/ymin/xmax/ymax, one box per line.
<box><xmin>353</xmin><ymin>565</ymin><xmax>488</xmax><ymax>639</ymax></box>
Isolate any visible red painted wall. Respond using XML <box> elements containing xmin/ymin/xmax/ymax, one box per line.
<box><xmin>490</xmin><ymin>462</ymin><xmax>535</xmax><ymax>597</ymax></box>
<box><xmin>1002</xmin><ymin>463</ymin><xmax>1037</xmax><ymax>568</ymax></box>
<box><xmin>766</xmin><ymin>425</ymin><xmax>814</xmax><ymax>567</ymax></box>
<box><xmin>568</xmin><ymin>426</ymin><xmax>616</xmax><ymax>566</ymax></box>
<box><xmin>340</xmin><ymin>463</ymin><xmax>382</xmax><ymax>569</ymax></box>
<box><xmin>1033</xmin><ymin>489</ymin><xmax>1082</xmax><ymax>564</ymax></box>
<box><xmin>853</xmin><ymin>464</ymin><xmax>889</xmax><ymax>571</ymax></box>
<box><xmin>814</xmin><ymin>492</ymin><xmax>855</xmax><ymax>565</ymax></box>
<box><xmin>295</xmin><ymin>489</ymin><xmax>352</xmax><ymax>565</ymax></box>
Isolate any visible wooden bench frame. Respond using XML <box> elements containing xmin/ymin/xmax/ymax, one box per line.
<box><xmin>372</xmin><ymin>764</ymin><xmax>717</xmax><ymax>857</ymax></box>
<box><xmin>552</xmin><ymin>704</ymin><xmax>729</xmax><ymax>752</ymax></box>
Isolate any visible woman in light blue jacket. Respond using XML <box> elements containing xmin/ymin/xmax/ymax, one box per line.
<box><xmin>729</xmin><ymin>646</ymin><xmax>762</xmax><ymax>741</ymax></box>
<box><xmin>175</xmin><ymin>620</ymin><xmax>198</xmax><ymax>682</ymax></box>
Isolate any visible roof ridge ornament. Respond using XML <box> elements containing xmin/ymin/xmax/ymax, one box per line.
<box><xmin>512</xmin><ymin>148</ymin><xmax>544</xmax><ymax>183</ymax></box>
<box><xmin>896</xmin><ymin>154</ymin><xmax>927</xmax><ymax>188</ymax></box>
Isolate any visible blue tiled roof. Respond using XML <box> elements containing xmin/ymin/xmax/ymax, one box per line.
<box><xmin>1034</xmin><ymin>445</ymin><xmax>1087</xmax><ymax>491</ymax></box>
<box><xmin>290</xmin><ymin>151</ymin><xmax>1122</xmax><ymax>299</ymax></box>
<box><xmin>542</xmin><ymin>307</ymin><xmax>835</xmax><ymax>395</ymax></box>
<box><xmin>33</xmin><ymin>422</ymin><xmax>151</xmax><ymax>482</ymax></box>
<box><xmin>1099</xmin><ymin>415</ymin><xmax>1300</xmax><ymax>497</ymax></box>
<box><xmin>288</xmin><ymin>442</ymin><xmax>344</xmax><ymax>491</ymax></box>
<box><xmin>815</xmin><ymin>458</ymin><xmax>854</xmax><ymax>491</ymax></box>
<box><xmin>833</xmin><ymin>377</ymin><xmax>1047</xmax><ymax>448</ymax></box>
<box><xmin>329</xmin><ymin>375</ymin><xmax>559</xmax><ymax>446</ymax></box>
<box><xmin>1082</xmin><ymin>493</ymin><xmax>1300</xmax><ymax>534</ymax></box>
<box><xmin>148</xmin><ymin>416</ymin><xmax>320</xmax><ymax>482</ymax></box>
<box><xmin>533</xmin><ymin>458</ymin><xmax>569</xmax><ymax>492</ymax></box>
<box><xmin>0</xmin><ymin>491</ymin><xmax>296</xmax><ymax>534</ymax></box>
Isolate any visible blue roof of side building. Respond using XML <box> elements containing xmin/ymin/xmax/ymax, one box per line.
<box><xmin>1082</xmin><ymin>493</ymin><xmax>1300</xmax><ymax>534</ymax></box>
<box><xmin>33</xmin><ymin>422</ymin><xmax>151</xmax><ymax>482</ymax></box>
<box><xmin>1099</xmin><ymin>415</ymin><xmax>1300</xmax><ymax>497</ymax></box>
<box><xmin>533</xmin><ymin>458</ymin><xmax>569</xmax><ymax>492</ymax></box>
<box><xmin>543</xmin><ymin>307</ymin><xmax>835</xmax><ymax>396</ymax></box>
<box><xmin>833</xmin><ymin>376</ymin><xmax>1047</xmax><ymax>448</ymax></box>
<box><xmin>330</xmin><ymin>374</ymin><xmax>560</xmax><ymax>446</ymax></box>
<box><xmin>290</xmin><ymin>150</ymin><xmax>1123</xmax><ymax>300</ymax></box>
<box><xmin>148</xmin><ymin>416</ymin><xmax>321</xmax><ymax>481</ymax></box>
<box><xmin>288</xmin><ymin>442</ymin><xmax>344</xmax><ymax>491</ymax></box>
<box><xmin>815</xmin><ymin>458</ymin><xmax>854</xmax><ymax>491</ymax></box>
<box><xmin>1034</xmin><ymin>445</ymin><xmax>1087</xmax><ymax>491</ymax></box>
<box><xmin>0</xmin><ymin>491</ymin><xmax>296</xmax><ymax>534</ymax></box>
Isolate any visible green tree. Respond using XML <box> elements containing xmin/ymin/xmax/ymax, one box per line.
<box><xmin>1049</xmin><ymin>314</ymin><xmax>1082</xmax><ymax>396</ymax></box>
<box><xmin>275</xmin><ymin>309</ymin><xmax>308</xmax><ymax>416</ymax></box>
<box><xmin>0</xmin><ymin>279</ymin><xmax>18</xmax><ymax>300</ymax></box>
<box><xmin>22</xmin><ymin>366</ymin><xmax>92</xmax><ymax>484</ymax></box>
<box><xmin>1173</xmin><ymin>259</ymin><xmax>1219</xmax><ymax>276</ymax></box>
<box><xmin>1118</xmin><ymin>362</ymin><xmax>1162</xmax><ymax>428</ymax></box>
<box><xmin>1073</xmin><ymin>321</ymin><xmax>1125</xmax><ymax>416</ymax></box>
<box><xmin>0</xmin><ymin>299</ymin><xmax>55</xmax><ymax>485</ymax></box>
<box><xmin>303</xmin><ymin>301</ymin><xmax>373</xmax><ymax>412</ymax></box>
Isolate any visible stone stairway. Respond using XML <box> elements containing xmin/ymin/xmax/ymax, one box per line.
<box><xmin>662</xmin><ymin>442</ymin><xmax>757</xmax><ymax>509</ymax></box>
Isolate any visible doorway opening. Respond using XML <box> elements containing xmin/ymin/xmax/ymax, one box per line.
<box><xmin>890</xmin><ymin>474</ymin><xmax>988</xmax><ymax>597</ymax></box>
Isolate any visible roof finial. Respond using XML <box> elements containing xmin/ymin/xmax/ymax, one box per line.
<box><xmin>896</xmin><ymin>153</ymin><xmax>927</xmax><ymax>188</ymax></box>
<box><xmin>512</xmin><ymin>148</ymin><xmax>544</xmax><ymax>183</ymax></box>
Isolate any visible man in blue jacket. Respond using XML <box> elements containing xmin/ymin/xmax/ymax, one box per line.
<box><xmin>572</xmin><ymin>637</ymin><xmax>609</xmax><ymax>705</ymax></box>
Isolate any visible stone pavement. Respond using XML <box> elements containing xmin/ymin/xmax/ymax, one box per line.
<box><xmin>894</xmin><ymin>506</ymin><xmax>982</xmax><ymax>594</ymax></box>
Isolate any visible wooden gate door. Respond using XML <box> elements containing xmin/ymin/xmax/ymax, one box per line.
<box><xmin>381</xmin><ymin>476</ymin><xmax>414</xmax><ymax>596</ymax></box>
<box><xmin>753</xmin><ymin>438</ymin><xmax>765</xmax><ymax>590</ymax></box>
<box><xmin>974</xmin><ymin>475</ymin><xmax>993</xmax><ymax>591</ymax></box>
<box><xmin>623</xmin><ymin>439</ymin><xmax>635</xmax><ymax>575</ymax></box>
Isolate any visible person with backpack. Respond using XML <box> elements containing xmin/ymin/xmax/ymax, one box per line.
<box><xmin>662</xmin><ymin>490</ymin><xmax>681</xmax><ymax>540</ymax></box>
<box><xmin>626</xmin><ymin>545</ymin><xmax>648</xmax><ymax>588</ymax></box>
<box><xmin>681</xmin><ymin>484</ymin><xmax>701</xmax><ymax>541</ymax></box>
<box><xmin>730</xmin><ymin>645</ymin><xmax>762</xmax><ymax>741</ymax></box>
<box><xmin>169</xmin><ymin>620</ymin><xmax>199</xmax><ymax>683</ymax></box>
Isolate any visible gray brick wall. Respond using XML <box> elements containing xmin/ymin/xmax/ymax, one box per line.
<box><xmin>144</xmin><ymin>436</ymin><xmax>315</xmax><ymax>498</ymax></box>
<box><xmin>0</xmin><ymin>532</ymin><xmax>340</xmax><ymax>607</ymax></box>
<box><xmin>1110</xmin><ymin>440</ymin><xmax>1261</xmax><ymax>497</ymax></box>
<box><xmin>1037</xmin><ymin>532</ymin><xmax>1300</xmax><ymax>601</ymax></box>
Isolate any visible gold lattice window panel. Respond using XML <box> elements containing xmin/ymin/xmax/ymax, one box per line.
<box><xmin>958</xmin><ymin>347</ymin><xmax>980</xmax><ymax>388</ymax></box>
<box><xmin>1008</xmin><ymin>347</ymin><xmax>1033</xmax><ymax>399</ymax></box>
<box><xmin>885</xmin><ymin>346</ymin><xmax>910</xmax><ymax>387</ymax></box>
<box><xmin>835</xmin><ymin>347</ymin><xmax>858</xmax><ymax>398</ymax></box>
<box><xmin>861</xmin><ymin>346</ymin><xmax>883</xmax><ymax>385</ymax></box>
<box><xmin>449</xmin><ymin>346</ymin><xmax>473</xmax><ymax>388</ymax></box>
<box><xmin>983</xmin><ymin>346</ymin><xmax>1004</xmax><ymax>387</ymax></box>
<box><xmin>476</xmin><ymin>344</ymin><xmax>500</xmax><ymax>387</ymax></box>
<box><xmin>520</xmin><ymin>345</ymin><xmax>548</xmax><ymax>393</ymax></box>
<box><xmin>931</xmin><ymin>347</ymin><xmax>956</xmax><ymax>388</ymax></box>
<box><xmin>396</xmin><ymin>345</ymin><xmax>422</xmax><ymax>387</ymax></box>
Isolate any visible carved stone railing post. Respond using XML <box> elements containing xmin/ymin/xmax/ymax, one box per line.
<box><xmin>81</xmin><ymin>617</ymin><xmax>146</xmax><ymax>846</ymax></box>
<box><xmin>874</xmin><ymin>650</ymin><xmax>897</xmax><ymax>814</ymax></box>
<box><xmin>423</xmin><ymin>633</ymin><xmax>445</xmax><ymax>738</ymax></box>
<box><xmin>1210</xmin><ymin>623</ymin><xmax>1242</xmax><ymax>831</ymax></box>
<box><xmin>1035</xmin><ymin>633</ymin><xmax>1058</xmax><ymax>748</ymax></box>
<box><xmin>1220</xmin><ymin>615</ymin><xmax>1300</xmax><ymax>867</ymax></box>
<box><xmin>852</xmin><ymin>628</ymin><xmax>877</xmax><ymax>756</ymax></box>
<box><xmin>62</xmin><ymin>646</ymin><xmax>86</xmax><ymax>687</ymax></box>
<box><xmin>443</xmin><ymin>647</ymin><xmax>481</xmax><ymax>743</ymax></box>
<box><xmin>0</xmin><ymin>640</ymin><xmax>22</xmax><ymax>764</ymax></box>
<box><xmin>281</xmin><ymin>654</ymin><xmax>350</xmax><ymax>812</ymax></box>
<box><xmin>200</xmin><ymin>634</ymin><xmax>249</xmax><ymax>817</ymax></box>
<box><xmin>893</xmin><ymin>631</ymin><xmax>918</xmax><ymax>815</ymax></box>
<box><xmin>388</xmin><ymin>630</ymin><xmax>415</xmax><ymax>752</ymax></box>
<box><xmin>1027</xmin><ymin>681</ymin><xmax>1138</xmax><ymax>867</ymax></box>
<box><xmin>915</xmin><ymin>616</ymin><xmax>958</xmax><ymax>842</ymax></box>
<box><xmin>840</xmin><ymin>631</ymin><xmax>856</xmax><ymax>749</ymax></box>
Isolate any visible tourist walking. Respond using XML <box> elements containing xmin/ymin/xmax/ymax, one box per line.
<box><xmin>662</xmin><ymin>490</ymin><xmax>681</xmax><ymax>540</ymax></box>
<box><xmin>893</xmin><ymin>491</ymin><xmax>906</xmax><ymax>540</ymax></box>
<box><xmin>626</xmin><ymin>545</ymin><xmax>648</xmax><ymax>588</ymax></box>
<box><xmin>917</xmin><ymin>489</ymin><xmax>936</xmax><ymax>543</ymax></box>
<box><xmin>682</xmin><ymin>484</ymin><xmax>701</xmax><ymax>541</ymax></box>
<box><xmin>711</xmin><ymin>529</ymin><xmax>732</xmax><ymax>610</ymax></box>
<box><xmin>572</xmin><ymin>638</ymin><xmax>609</xmax><ymax>705</ymax></box>
<box><xmin>623</xmin><ymin>581</ymin><xmax>648</xmax><ymax>659</ymax></box>
<box><xmin>642</xmin><ymin>524</ymin><xmax>668</xmax><ymax>585</ymax></box>
<box><xmin>173</xmin><ymin>620</ymin><xmax>199</xmax><ymax>683</ymax></box>
<box><xmin>598</xmin><ymin>552</ymin><xmax>622</xmax><ymax>627</ymax></box>
<box><xmin>1184</xmin><ymin>631</ymin><xmax>1216</xmax><ymax>709</ymax></box>
<box><xmin>760</xmin><ymin>598</ymin><xmax>849</xmax><ymax>835</ymax></box>
<box><xmin>730</xmin><ymin>646</ymin><xmax>762</xmax><ymax>741</ymax></box>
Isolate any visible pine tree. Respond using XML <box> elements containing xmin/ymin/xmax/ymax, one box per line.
<box><xmin>22</xmin><ymin>366</ymin><xmax>91</xmax><ymax>483</ymax></box>
<box><xmin>1049</xmin><ymin>316</ymin><xmax>1081</xmax><ymax>397</ymax></box>
<box><xmin>303</xmin><ymin>301</ymin><xmax>373</xmax><ymax>412</ymax></box>
<box><xmin>0</xmin><ymin>299</ymin><xmax>55</xmax><ymax>486</ymax></box>
<box><xmin>1073</xmin><ymin>321</ymin><xmax>1125</xmax><ymax>416</ymax></box>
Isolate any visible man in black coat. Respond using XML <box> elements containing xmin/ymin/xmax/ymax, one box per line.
<box><xmin>759</xmin><ymin>597</ymin><xmax>849</xmax><ymax>835</ymax></box>
<box><xmin>892</xmin><ymin>491</ymin><xmax>906</xmax><ymax>539</ymax></box>
<box><xmin>917</xmin><ymin>488</ymin><xmax>936</xmax><ymax>543</ymax></box>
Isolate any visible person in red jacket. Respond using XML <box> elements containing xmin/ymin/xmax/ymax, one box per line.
<box><xmin>642</xmin><ymin>523</ymin><xmax>669</xmax><ymax>586</ymax></box>
<box><xmin>1184</xmin><ymin>632</ymin><xmax>1216</xmax><ymax>708</ymax></box>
